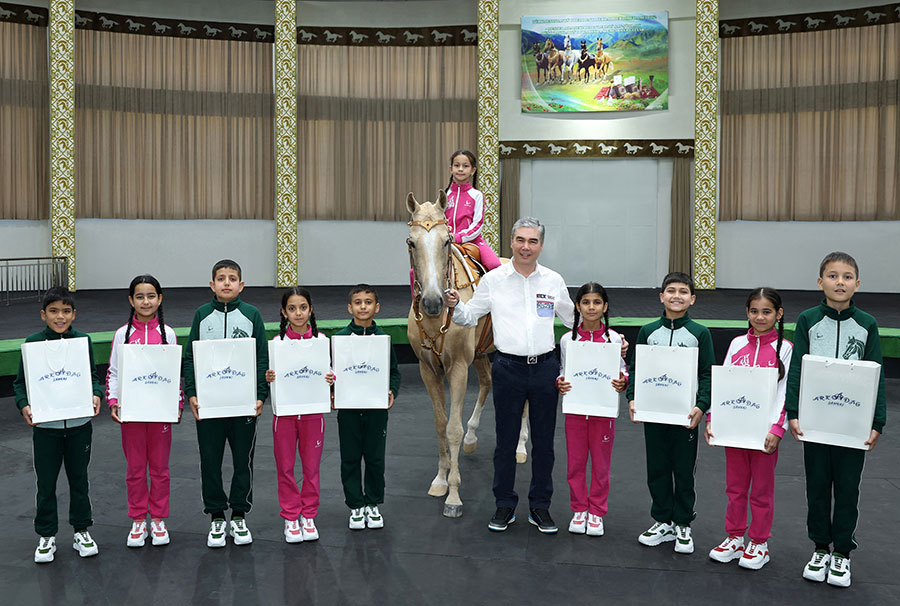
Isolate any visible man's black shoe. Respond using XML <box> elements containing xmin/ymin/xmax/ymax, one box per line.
<box><xmin>528</xmin><ymin>508</ymin><xmax>558</xmax><ymax>534</ymax></box>
<box><xmin>488</xmin><ymin>507</ymin><xmax>516</xmax><ymax>532</ymax></box>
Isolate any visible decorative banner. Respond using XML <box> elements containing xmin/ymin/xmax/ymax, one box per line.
<box><xmin>720</xmin><ymin>3</ymin><xmax>900</xmax><ymax>38</ymax></box>
<box><xmin>275</xmin><ymin>0</ymin><xmax>298</xmax><ymax>287</ymax></box>
<box><xmin>477</xmin><ymin>0</ymin><xmax>500</xmax><ymax>252</ymax></box>
<box><xmin>521</xmin><ymin>12</ymin><xmax>669</xmax><ymax>113</ymax></box>
<box><xmin>693</xmin><ymin>0</ymin><xmax>718</xmax><ymax>290</ymax></box>
<box><xmin>498</xmin><ymin>139</ymin><xmax>694</xmax><ymax>159</ymax></box>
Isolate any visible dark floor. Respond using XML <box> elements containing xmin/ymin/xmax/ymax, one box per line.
<box><xmin>1</xmin><ymin>366</ymin><xmax>898</xmax><ymax>606</ymax></box>
<box><xmin>3</xmin><ymin>286</ymin><xmax>900</xmax><ymax>340</ymax></box>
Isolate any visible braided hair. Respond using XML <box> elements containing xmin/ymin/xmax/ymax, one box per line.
<box><xmin>125</xmin><ymin>274</ymin><xmax>167</xmax><ymax>344</ymax></box>
<box><xmin>746</xmin><ymin>287</ymin><xmax>785</xmax><ymax>380</ymax></box>
<box><xmin>446</xmin><ymin>149</ymin><xmax>478</xmax><ymax>191</ymax></box>
<box><xmin>279</xmin><ymin>286</ymin><xmax>318</xmax><ymax>339</ymax></box>
<box><xmin>572</xmin><ymin>282</ymin><xmax>611</xmax><ymax>342</ymax></box>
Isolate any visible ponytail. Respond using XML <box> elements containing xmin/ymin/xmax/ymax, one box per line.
<box><xmin>279</xmin><ymin>315</ymin><xmax>288</xmax><ymax>340</ymax></box>
<box><xmin>157</xmin><ymin>304</ymin><xmax>168</xmax><ymax>344</ymax></box>
<box><xmin>309</xmin><ymin>310</ymin><xmax>319</xmax><ymax>337</ymax></box>
<box><xmin>572</xmin><ymin>306</ymin><xmax>580</xmax><ymax>340</ymax></box>
<box><xmin>123</xmin><ymin>307</ymin><xmax>135</xmax><ymax>344</ymax></box>
<box><xmin>775</xmin><ymin>315</ymin><xmax>785</xmax><ymax>381</ymax></box>
<box><xmin>603</xmin><ymin>308</ymin><xmax>610</xmax><ymax>342</ymax></box>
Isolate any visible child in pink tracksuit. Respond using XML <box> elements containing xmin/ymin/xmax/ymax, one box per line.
<box><xmin>556</xmin><ymin>282</ymin><xmax>628</xmax><ymax>537</ymax></box>
<box><xmin>107</xmin><ymin>275</ymin><xmax>182</xmax><ymax>548</ymax></box>
<box><xmin>266</xmin><ymin>287</ymin><xmax>334</xmax><ymax>543</ymax></box>
<box><xmin>445</xmin><ymin>150</ymin><xmax>501</xmax><ymax>271</ymax></box>
<box><xmin>706</xmin><ymin>287</ymin><xmax>792</xmax><ymax>570</ymax></box>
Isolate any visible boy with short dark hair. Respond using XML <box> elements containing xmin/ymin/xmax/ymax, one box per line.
<box><xmin>13</xmin><ymin>287</ymin><xmax>103</xmax><ymax>563</ymax></box>
<box><xmin>626</xmin><ymin>272</ymin><xmax>715</xmax><ymax>555</ymax></box>
<box><xmin>786</xmin><ymin>251</ymin><xmax>886</xmax><ymax>588</ymax></box>
<box><xmin>182</xmin><ymin>259</ymin><xmax>268</xmax><ymax>548</ymax></box>
<box><xmin>335</xmin><ymin>284</ymin><xmax>400</xmax><ymax>530</ymax></box>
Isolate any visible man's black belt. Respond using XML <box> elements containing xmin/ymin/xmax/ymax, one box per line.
<box><xmin>497</xmin><ymin>351</ymin><xmax>555</xmax><ymax>365</ymax></box>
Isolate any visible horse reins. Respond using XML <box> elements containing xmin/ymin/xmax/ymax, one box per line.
<box><xmin>408</xmin><ymin>218</ymin><xmax>455</xmax><ymax>367</ymax></box>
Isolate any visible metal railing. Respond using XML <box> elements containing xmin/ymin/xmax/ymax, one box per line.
<box><xmin>0</xmin><ymin>257</ymin><xmax>69</xmax><ymax>305</ymax></box>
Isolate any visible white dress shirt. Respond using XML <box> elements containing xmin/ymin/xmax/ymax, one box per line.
<box><xmin>453</xmin><ymin>262</ymin><xmax>574</xmax><ymax>356</ymax></box>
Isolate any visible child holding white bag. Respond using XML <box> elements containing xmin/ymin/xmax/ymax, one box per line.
<box><xmin>705</xmin><ymin>287</ymin><xmax>792</xmax><ymax>570</ymax></box>
<box><xmin>556</xmin><ymin>282</ymin><xmax>628</xmax><ymax>538</ymax></box>
<box><xmin>107</xmin><ymin>274</ymin><xmax>182</xmax><ymax>548</ymax></box>
<box><xmin>265</xmin><ymin>287</ymin><xmax>334</xmax><ymax>543</ymax></box>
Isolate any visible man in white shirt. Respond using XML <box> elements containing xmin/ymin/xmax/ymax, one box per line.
<box><xmin>444</xmin><ymin>217</ymin><xmax>573</xmax><ymax>534</ymax></box>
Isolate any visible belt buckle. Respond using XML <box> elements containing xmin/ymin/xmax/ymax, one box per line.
<box><xmin>527</xmin><ymin>355</ymin><xmax>538</xmax><ymax>365</ymax></box>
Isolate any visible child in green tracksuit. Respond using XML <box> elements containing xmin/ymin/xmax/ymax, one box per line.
<box><xmin>335</xmin><ymin>284</ymin><xmax>401</xmax><ymax>530</ymax></box>
<box><xmin>786</xmin><ymin>252</ymin><xmax>887</xmax><ymax>588</ymax></box>
<box><xmin>626</xmin><ymin>272</ymin><xmax>714</xmax><ymax>555</ymax></box>
<box><xmin>13</xmin><ymin>287</ymin><xmax>103</xmax><ymax>563</ymax></box>
<box><xmin>182</xmin><ymin>259</ymin><xmax>268</xmax><ymax>548</ymax></box>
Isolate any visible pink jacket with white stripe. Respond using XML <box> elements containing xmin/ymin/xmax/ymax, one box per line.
<box><xmin>721</xmin><ymin>328</ymin><xmax>793</xmax><ymax>438</ymax></box>
<box><xmin>106</xmin><ymin>316</ymin><xmax>183</xmax><ymax>409</ymax></box>
<box><xmin>445</xmin><ymin>182</ymin><xmax>486</xmax><ymax>244</ymax></box>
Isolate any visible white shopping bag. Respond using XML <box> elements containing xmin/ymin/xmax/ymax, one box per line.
<box><xmin>633</xmin><ymin>344</ymin><xmax>698</xmax><ymax>425</ymax></box>
<box><xmin>21</xmin><ymin>337</ymin><xmax>95</xmax><ymax>424</ymax></box>
<box><xmin>562</xmin><ymin>341</ymin><xmax>621</xmax><ymax>418</ymax></box>
<box><xmin>269</xmin><ymin>338</ymin><xmax>332</xmax><ymax>416</ymax></box>
<box><xmin>193</xmin><ymin>338</ymin><xmax>258</xmax><ymax>419</ymax></box>
<box><xmin>332</xmin><ymin>334</ymin><xmax>390</xmax><ymax>409</ymax></box>
<box><xmin>119</xmin><ymin>344</ymin><xmax>182</xmax><ymax>423</ymax></box>
<box><xmin>798</xmin><ymin>355</ymin><xmax>879</xmax><ymax>450</ymax></box>
<box><xmin>709</xmin><ymin>366</ymin><xmax>779</xmax><ymax>451</ymax></box>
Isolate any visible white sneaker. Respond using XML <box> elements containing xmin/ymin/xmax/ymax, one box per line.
<box><xmin>207</xmin><ymin>518</ymin><xmax>227</xmax><ymax>548</ymax></box>
<box><xmin>827</xmin><ymin>554</ymin><xmax>851</xmax><ymax>587</ymax></box>
<box><xmin>709</xmin><ymin>535</ymin><xmax>744</xmax><ymax>563</ymax></box>
<box><xmin>586</xmin><ymin>514</ymin><xmax>604</xmax><ymax>537</ymax></box>
<box><xmin>73</xmin><ymin>530</ymin><xmax>99</xmax><ymax>557</ymax></box>
<box><xmin>739</xmin><ymin>541</ymin><xmax>770</xmax><ymax>570</ymax></box>
<box><xmin>638</xmin><ymin>521</ymin><xmax>676</xmax><ymax>546</ymax></box>
<box><xmin>568</xmin><ymin>511</ymin><xmax>587</xmax><ymax>534</ymax></box>
<box><xmin>349</xmin><ymin>508</ymin><xmax>366</xmax><ymax>530</ymax></box>
<box><xmin>364</xmin><ymin>505</ymin><xmax>384</xmax><ymax>529</ymax></box>
<box><xmin>34</xmin><ymin>536</ymin><xmax>56</xmax><ymax>563</ymax></box>
<box><xmin>301</xmin><ymin>516</ymin><xmax>319</xmax><ymax>541</ymax></box>
<box><xmin>284</xmin><ymin>519</ymin><xmax>303</xmax><ymax>544</ymax></box>
<box><xmin>127</xmin><ymin>519</ymin><xmax>148</xmax><ymax>548</ymax></box>
<box><xmin>150</xmin><ymin>519</ymin><xmax>170</xmax><ymax>546</ymax></box>
<box><xmin>674</xmin><ymin>525</ymin><xmax>694</xmax><ymax>554</ymax></box>
<box><xmin>230</xmin><ymin>517</ymin><xmax>253</xmax><ymax>545</ymax></box>
<box><xmin>802</xmin><ymin>550</ymin><xmax>831</xmax><ymax>582</ymax></box>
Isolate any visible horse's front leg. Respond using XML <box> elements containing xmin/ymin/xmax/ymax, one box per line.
<box><xmin>516</xmin><ymin>400</ymin><xmax>529</xmax><ymax>464</ymax></box>
<box><xmin>464</xmin><ymin>353</ymin><xmax>492</xmax><ymax>454</ymax></box>
<box><xmin>443</xmin><ymin>360</ymin><xmax>470</xmax><ymax>517</ymax></box>
<box><xmin>420</xmin><ymin>361</ymin><xmax>450</xmax><ymax>497</ymax></box>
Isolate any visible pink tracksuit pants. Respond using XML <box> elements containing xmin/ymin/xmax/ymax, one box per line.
<box><xmin>724</xmin><ymin>446</ymin><xmax>778</xmax><ymax>542</ymax></box>
<box><xmin>121</xmin><ymin>422</ymin><xmax>173</xmax><ymax>520</ymax></box>
<box><xmin>273</xmin><ymin>414</ymin><xmax>324</xmax><ymax>520</ymax></box>
<box><xmin>565</xmin><ymin>415</ymin><xmax>615</xmax><ymax>516</ymax></box>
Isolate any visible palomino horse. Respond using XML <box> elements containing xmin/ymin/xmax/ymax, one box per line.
<box><xmin>406</xmin><ymin>192</ymin><xmax>529</xmax><ymax>518</ymax></box>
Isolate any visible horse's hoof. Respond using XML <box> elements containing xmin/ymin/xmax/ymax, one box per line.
<box><xmin>443</xmin><ymin>504</ymin><xmax>463</xmax><ymax>518</ymax></box>
<box><xmin>516</xmin><ymin>452</ymin><xmax>527</xmax><ymax>464</ymax></box>
<box><xmin>428</xmin><ymin>483</ymin><xmax>449</xmax><ymax>497</ymax></box>
<box><xmin>462</xmin><ymin>440</ymin><xmax>477</xmax><ymax>455</ymax></box>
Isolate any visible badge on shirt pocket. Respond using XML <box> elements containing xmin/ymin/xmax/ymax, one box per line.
<box><xmin>535</xmin><ymin>293</ymin><xmax>555</xmax><ymax>318</ymax></box>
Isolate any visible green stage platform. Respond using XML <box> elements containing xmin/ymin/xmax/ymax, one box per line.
<box><xmin>2</xmin><ymin>317</ymin><xmax>899</xmax><ymax>377</ymax></box>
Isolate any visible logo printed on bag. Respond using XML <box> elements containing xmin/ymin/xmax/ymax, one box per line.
<box><xmin>718</xmin><ymin>395</ymin><xmax>760</xmax><ymax>410</ymax></box>
<box><xmin>131</xmin><ymin>372</ymin><xmax>173</xmax><ymax>385</ymax></box>
<box><xmin>812</xmin><ymin>392</ymin><xmax>862</xmax><ymax>408</ymax></box>
<box><xmin>572</xmin><ymin>368</ymin><xmax>612</xmax><ymax>382</ymax></box>
<box><xmin>205</xmin><ymin>366</ymin><xmax>247</xmax><ymax>380</ymax></box>
<box><xmin>641</xmin><ymin>373</ymin><xmax>683</xmax><ymax>388</ymax></box>
<box><xmin>284</xmin><ymin>366</ymin><xmax>323</xmax><ymax>379</ymax></box>
<box><xmin>38</xmin><ymin>368</ymin><xmax>82</xmax><ymax>383</ymax></box>
<box><xmin>342</xmin><ymin>363</ymin><xmax>381</xmax><ymax>375</ymax></box>
<box><xmin>536</xmin><ymin>294</ymin><xmax>555</xmax><ymax>317</ymax></box>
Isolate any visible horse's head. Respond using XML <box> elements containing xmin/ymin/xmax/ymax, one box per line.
<box><xmin>407</xmin><ymin>192</ymin><xmax>452</xmax><ymax>317</ymax></box>
<box><xmin>580</xmin><ymin>40</ymin><xmax>587</xmax><ymax>50</ymax></box>
<box><xmin>544</xmin><ymin>38</ymin><xmax>555</xmax><ymax>51</ymax></box>
<box><xmin>563</xmin><ymin>35</ymin><xmax>571</xmax><ymax>50</ymax></box>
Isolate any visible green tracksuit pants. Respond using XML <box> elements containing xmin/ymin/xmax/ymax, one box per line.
<box><xmin>644</xmin><ymin>422</ymin><xmax>699</xmax><ymax>526</ymax></box>
<box><xmin>338</xmin><ymin>409</ymin><xmax>388</xmax><ymax>509</ymax></box>
<box><xmin>196</xmin><ymin>416</ymin><xmax>257</xmax><ymax>516</ymax></box>
<box><xmin>33</xmin><ymin>422</ymin><xmax>93</xmax><ymax>536</ymax></box>
<box><xmin>803</xmin><ymin>442</ymin><xmax>866</xmax><ymax>555</ymax></box>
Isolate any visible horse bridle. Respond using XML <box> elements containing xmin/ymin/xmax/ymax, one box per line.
<box><xmin>407</xmin><ymin>217</ymin><xmax>454</xmax><ymax>367</ymax></box>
